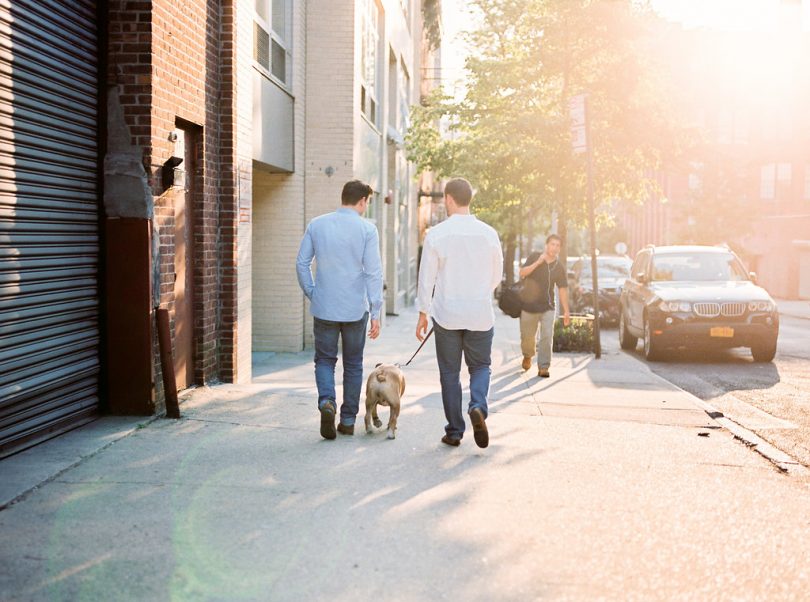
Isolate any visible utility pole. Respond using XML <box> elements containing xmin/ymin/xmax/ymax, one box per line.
<box><xmin>570</xmin><ymin>93</ymin><xmax>602</xmax><ymax>358</ymax></box>
<box><xmin>585</xmin><ymin>96</ymin><xmax>601</xmax><ymax>358</ymax></box>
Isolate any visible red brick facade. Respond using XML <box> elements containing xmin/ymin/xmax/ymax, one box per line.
<box><xmin>107</xmin><ymin>0</ymin><xmax>242</xmax><ymax>408</ymax></box>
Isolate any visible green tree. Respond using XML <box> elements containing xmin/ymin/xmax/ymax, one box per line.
<box><xmin>407</xmin><ymin>0</ymin><xmax>686</xmax><ymax>282</ymax></box>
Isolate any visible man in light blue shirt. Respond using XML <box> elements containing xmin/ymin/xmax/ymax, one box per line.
<box><xmin>296</xmin><ymin>180</ymin><xmax>384</xmax><ymax>440</ymax></box>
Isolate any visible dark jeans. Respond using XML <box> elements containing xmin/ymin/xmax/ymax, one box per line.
<box><xmin>313</xmin><ymin>313</ymin><xmax>368</xmax><ymax>426</ymax></box>
<box><xmin>433</xmin><ymin>320</ymin><xmax>494</xmax><ymax>439</ymax></box>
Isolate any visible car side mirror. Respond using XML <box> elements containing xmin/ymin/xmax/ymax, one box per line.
<box><xmin>749</xmin><ymin>271</ymin><xmax>757</xmax><ymax>284</ymax></box>
<box><xmin>636</xmin><ymin>272</ymin><xmax>647</xmax><ymax>284</ymax></box>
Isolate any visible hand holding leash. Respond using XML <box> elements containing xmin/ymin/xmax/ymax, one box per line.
<box><xmin>404</xmin><ymin>324</ymin><xmax>434</xmax><ymax>367</ymax></box>
<box><xmin>415</xmin><ymin>312</ymin><xmax>430</xmax><ymax>342</ymax></box>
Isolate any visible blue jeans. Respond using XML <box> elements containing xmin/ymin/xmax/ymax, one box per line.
<box><xmin>433</xmin><ymin>320</ymin><xmax>494</xmax><ymax>439</ymax></box>
<box><xmin>313</xmin><ymin>313</ymin><xmax>368</xmax><ymax>426</ymax></box>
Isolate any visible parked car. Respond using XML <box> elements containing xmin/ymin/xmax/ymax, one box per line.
<box><xmin>618</xmin><ymin>245</ymin><xmax>779</xmax><ymax>362</ymax></box>
<box><xmin>569</xmin><ymin>255</ymin><xmax>633</xmax><ymax>324</ymax></box>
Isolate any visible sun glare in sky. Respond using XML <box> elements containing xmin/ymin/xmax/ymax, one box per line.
<box><xmin>650</xmin><ymin>0</ymin><xmax>810</xmax><ymax>31</ymax></box>
<box><xmin>440</xmin><ymin>0</ymin><xmax>809</xmax><ymax>96</ymax></box>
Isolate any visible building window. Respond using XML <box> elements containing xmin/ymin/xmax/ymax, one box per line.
<box><xmin>761</xmin><ymin>163</ymin><xmax>792</xmax><ymax>200</ymax></box>
<box><xmin>254</xmin><ymin>0</ymin><xmax>291</xmax><ymax>87</ymax></box>
<box><xmin>361</xmin><ymin>0</ymin><xmax>380</xmax><ymax>125</ymax></box>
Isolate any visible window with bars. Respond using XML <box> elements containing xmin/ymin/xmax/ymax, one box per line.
<box><xmin>254</xmin><ymin>0</ymin><xmax>291</xmax><ymax>87</ymax></box>
<box><xmin>360</xmin><ymin>0</ymin><xmax>380</xmax><ymax>125</ymax></box>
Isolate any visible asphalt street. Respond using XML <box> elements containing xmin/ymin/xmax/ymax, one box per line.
<box><xmin>605</xmin><ymin>315</ymin><xmax>810</xmax><ymax>468</ymax></box>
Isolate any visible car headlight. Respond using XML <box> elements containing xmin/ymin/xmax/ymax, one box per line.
<box><xmin>659</xmin><ymin>301</ymin><xmax>691</xmax><ymax>312</ymax></box>
<box><xmin>748</xmin><ymin>301</ymin><xmax>773</xmax><ymax>312</ymax></box>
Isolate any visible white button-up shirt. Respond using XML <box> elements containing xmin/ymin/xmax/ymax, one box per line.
<box><xmin>417</xmin><ymin>214</ymin><xmax>503</xmax><ymax>331</ymax></box>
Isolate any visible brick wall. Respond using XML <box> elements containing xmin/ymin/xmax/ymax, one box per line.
<box><xmin>253</xmin><ymin>0</ymin><xmax>358</xmax><ymax>352</ymax></box>
<box><xmin>252</xmin><ymin>0</ymin><xmax>307</xmax><ymax>352</ymax></box>
<box><xmin>302</xmin><ymin>0</ymin><xmax>358</xmax><ymax>348</ymax></box>
<box><xmin>107</xmin><ymin>0</ymin><xmax>250</xmax><ymax>406</ymax></box>
<box><xmin>234</xmin><ymin>0</ymin><xmax>253</xmax><ymax>382</ymax></box>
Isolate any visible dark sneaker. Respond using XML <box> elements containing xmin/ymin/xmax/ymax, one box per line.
<box><xmin>441</xmin><ymin>435</ymin><xmax>461</xmax><ymax>447</ymax></box>
<box><xmin>320</xmin><ymin>403</ymin><xmax>336</xmax><ymax>440</ymax></box>
<box><xmin>521</xmin><ymin>356</ymin><xmax>531</xmax><ymax>371</ymax></box>
<box><xmin>337</xmin><ymin>423</ymin><xmax>354</xmax><ymax>436</ymax></box>
<box><xmin>469</xmin><ymin>408</ymin><xmax>489</xmax><ymax>449</ymax></box>
<box><xmin>538</xmin><ymin>368</ymin><xmax>550</xmax><ymax>378</ymax></box>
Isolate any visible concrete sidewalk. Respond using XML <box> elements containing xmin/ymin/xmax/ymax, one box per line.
<box><xmin>777</xmin><ymin>298</ymin><xmax>810</xmax><ymax>320</ymax></box>
<box><xmin>2</xmin><ymin>307</ymin><xmax>810</xmax><ymax>600</ymax></box>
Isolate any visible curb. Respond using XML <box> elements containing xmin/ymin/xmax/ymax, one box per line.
<box><xmin>624</xmin><ymin>352</ymin><xmax>809</xmax><ymax>476</ymax></box>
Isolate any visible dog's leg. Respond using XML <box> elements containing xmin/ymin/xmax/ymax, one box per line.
<box><xmin>387</xmin><ymin>399</ymin><xmax>400</xmax><ymax>440</ymax></box>
<box><xmin>372</xmin><ymin>401</ymin><xmax>382</xmax><ymax>428</ymax></box>
<box><xmin>364</xmin><ymin>390</ymin><xmax>374</xmax><ymax>434</ymax></box>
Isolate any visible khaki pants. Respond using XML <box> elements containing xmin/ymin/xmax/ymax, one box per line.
<box><xmin>520</xmin><ymin>309</ymin><xmax>556</xmax><ymax>370</ymax></box>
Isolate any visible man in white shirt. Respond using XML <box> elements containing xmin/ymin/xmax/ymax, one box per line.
<box><xmin>415</xmin><ymin>178</ymin><xmax>504</xmax><ymax>448</ymax></box>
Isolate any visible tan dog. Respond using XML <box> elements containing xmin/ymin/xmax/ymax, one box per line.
<box><xmin>364</xmin><ymin>363</ymin><xmax>406</xmax><ymax>439</ymax></box>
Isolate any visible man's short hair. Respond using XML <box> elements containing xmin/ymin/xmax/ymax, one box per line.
<box><xmin>342</xmin><ymin>180</ymin><xmax>373</xmax><ymax>205</ymax></box>
<box><xmin>444</xmin><ymin>178</ymin><xmax>473</xmax><ymax>207</ymax></box>
<box><xmin>546</xmin><ymin>234</ymin><xmax>562</xmax><ymax>245</ymax></box>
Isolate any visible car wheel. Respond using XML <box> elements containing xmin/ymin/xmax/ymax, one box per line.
<box><xmin>643</xmin><ymin>316</ymin><xmax>662</xmax><ymax>361</ymax></box>
<box><xmin>751</xmin><ymin>339</ymin><xmax>777</xmax><ymax>363</ymax></box>
<box><xmin>619</xmin><ymin>311</ymin><xmax>638</xmax><ymax>350</ymax></box>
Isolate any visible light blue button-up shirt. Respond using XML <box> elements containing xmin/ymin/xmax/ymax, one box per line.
<box><xmin>296</xmin><ymin>207</ymin><xmax>384</xmax><ymax>321</ymax></box>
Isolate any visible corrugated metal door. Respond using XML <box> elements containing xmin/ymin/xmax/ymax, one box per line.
<box><xmin>0</xmin><ymin>0</ymin><xmax>101</xmax><ymax>457</ymax></box>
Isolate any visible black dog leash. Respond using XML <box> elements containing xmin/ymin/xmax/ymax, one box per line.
<box><xmin>402</xmin><ymin>326</ymin><xmax>434</xmax><ymax>367</ymax></box>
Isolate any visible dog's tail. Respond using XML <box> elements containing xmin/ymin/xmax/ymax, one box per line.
<box><xmin>375</xmin><ymin>372</ymin><xmax>387</xmax><ymax>383</ymax></box>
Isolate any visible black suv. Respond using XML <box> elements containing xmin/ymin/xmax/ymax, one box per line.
<box><xmin>618</xmin><ymin>245</ymin><xmax>779</xmax><ymax>362</ymax></box>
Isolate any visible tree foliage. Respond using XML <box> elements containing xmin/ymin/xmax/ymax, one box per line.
<box><xmin>407</xmin><ymin>0</ymin><xmax>687</xmax><ymax>255</ymax></box>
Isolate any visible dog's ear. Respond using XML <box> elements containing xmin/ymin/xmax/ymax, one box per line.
<box><xmin>375</xmin><ymin>362</ymin><xmax>382</xmax><ymax>368</ymax></box>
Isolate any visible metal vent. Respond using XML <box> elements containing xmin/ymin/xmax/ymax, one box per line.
<box><xmin>254</xmin><ymin>22</ymin><xmax>270</xmax><ymax>70</ymax></box>
<box><xmin>693</xmin><ymin>302</ymin><xmax>721</xmax><ymax>318</ymax></box>
<box><xmin>721</xmin><ymin>302</ymin><xmax>746</xmax><ymax>317</ymax></box>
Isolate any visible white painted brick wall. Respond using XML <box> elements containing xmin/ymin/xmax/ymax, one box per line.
<box><xmin>252</xmin><ymin>0</ymin><xmax>308</xmax><ymax>352</ymax></box>
<box><xmin>236</xmin><ymin>0</ymin><xmax>253</xmax><ymax>381</ymax></box>
<box><xmin>252</xmin><ymin>0</ymin><xmax>423</xmax><ymax>352</ymax></box>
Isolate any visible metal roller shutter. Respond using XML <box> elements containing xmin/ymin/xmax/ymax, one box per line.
<box><xmin>0</xmin><ymin>0</ymin><xmax>100</xmax><ymax>457</ymax></box>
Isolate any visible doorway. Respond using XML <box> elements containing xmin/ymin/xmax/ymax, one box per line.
<box><xmin>172</xmin><ymin>125</ymin><xmax>196</xmax><ymax>389</ymax></box>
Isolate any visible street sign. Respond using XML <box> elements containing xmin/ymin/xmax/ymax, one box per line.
<box><xmin>569</xmin><ymin>94</ymin><xmax>587</xmax><ymax>154</ymax></box>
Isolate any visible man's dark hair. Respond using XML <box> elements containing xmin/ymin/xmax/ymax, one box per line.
<box><xmin>444</xmin><ymin>178</ymin><xmax>473</xmax><ymax>206</ymax></box>
<box><xmin>342</xmin><ymin>180</ymin><xmax>373</xmax><ymax>205</ymax></box>
<box><xmin>546</xmin><ymin>234</ymin><xmax>562</xmax><ymax>245</ymax></box>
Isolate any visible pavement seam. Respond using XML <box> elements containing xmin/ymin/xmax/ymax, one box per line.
<box><xmin>0</xmin><ymin>415</ymin><xmax>161</xmax><ymax>512</ymax></box>
<box><xmin>622</xmin><ymin>351</ymin><xmax>810</xmax><ymax>476</ymax></box>
<box><xmin>184</xmin><ymin>417</ymin><xmax>311</xmax><ymax>431</ymax></box>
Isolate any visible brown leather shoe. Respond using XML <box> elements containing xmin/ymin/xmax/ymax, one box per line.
<box><xmin>320</xmin><ymin>403</ymin><xmax>336</xmax><ymax>440</ymax></box>
<box><xmin>441</xmin><ymin>435</ymin><xmax>461</xmax><ymax>447</ymax></box>
<box><xmin>469</xmin><ymin>408</ymin><xmax>489</xmax><ymax>448</ymax></box>
<box><xmin>538</xmin><ymin>368</ymin><xmax>550</xmax><ymax>378</ymax></box>
<box><xmin>337</xmin><ymin>423</ymin><xmax>354</xmax><ymax>436</ymax></box>
<box><xmin>521</xmin><ymin>356</ymin><xmax>531</xmax><ymax>371</ymax></box>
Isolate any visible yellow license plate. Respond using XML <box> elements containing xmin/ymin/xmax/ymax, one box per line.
<box><xmin>710</xmin><ymin>327</ymin><xmax>734</xmax><ymax>338</ymax></box>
